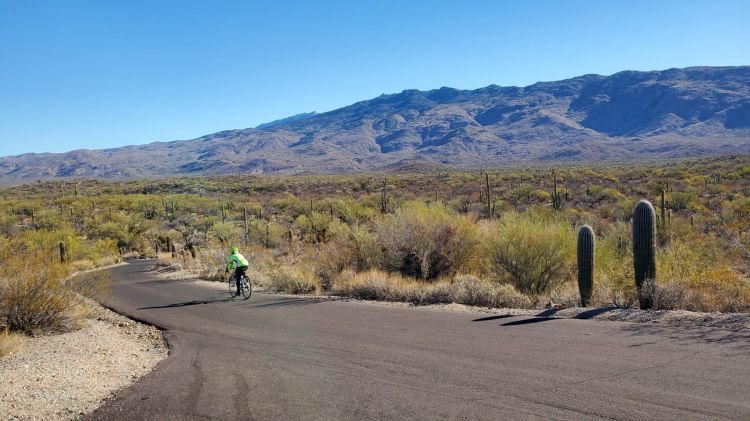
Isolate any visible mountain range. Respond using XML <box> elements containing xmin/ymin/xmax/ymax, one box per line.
<box><xmin>1</xmin><ymin>66</ymin><xmax>749</xmax><ymax>183</ymax></box>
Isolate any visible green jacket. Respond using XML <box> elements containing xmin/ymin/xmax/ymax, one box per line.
<box><xmin>226</xmin><ymin>252</ymin><xmax>249</xmax><ymax>271</ymax></box>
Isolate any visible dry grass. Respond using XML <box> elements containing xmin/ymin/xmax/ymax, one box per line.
<box><xmin>330</xmin><ymin>270</ymin><xmax>532</xmax><ymax>308</ymax></box>
<box><xmin>0</xmin><ymin>259</ymin><xmax>110</xmax><ymax>334</ymax></box>
<box><xmin>0</xmin><ymin>328</ymin><xmax>24</xmax><ymax>358</ymax></box>
<box><xmin>264</xmin><ymin>262</ymin><xmax>321</xmax><ymax>294</ymax></box>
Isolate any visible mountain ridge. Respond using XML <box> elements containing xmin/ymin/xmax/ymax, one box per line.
<box><xmin>1</xmin><ymin>66</ymin><xmax>749</xmax><ymax>183</ymax></box>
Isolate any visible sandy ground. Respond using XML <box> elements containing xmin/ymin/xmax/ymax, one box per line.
<box><xmin>151</xmin><ymin>265</ymin><xmax>750</xmax><ymax>331</ymax></box>
<box><xmin>0</xmin><ymin>304</ymin><xmax>167</xmax><ymax>420</ymax></box>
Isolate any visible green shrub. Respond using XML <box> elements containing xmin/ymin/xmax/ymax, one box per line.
<box><xmin>669</xmin><ymin>191</ymin><xmax>697</xmax><ymax>211</ymax></box>
<box><xmin>375</xmin><ymin>202</ymin><xmax>480</xmax><ymax>280</ymax></box>
<box><xmin>486</xmin><ymin>210</ymin><xmax>574</xmax><ymax>298</ymax></box>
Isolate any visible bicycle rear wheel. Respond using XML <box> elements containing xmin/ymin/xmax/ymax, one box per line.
<box><xmin>239</xmin><ymin>276</ymin><xmax>252</xmax><ymax>300</ymax></box>
<box><xmin>228</xmin><ymin>278</ymin><xmax>238</xmax><ymax>297</ymax></box>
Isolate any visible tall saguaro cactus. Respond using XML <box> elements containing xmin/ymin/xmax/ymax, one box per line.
<box><xmin>485</xmin><ymin>173</ymin><xmax>492</xmax><ymax>217</ymax></box>
<box><xmin>577</xmin><ymin>225</ymin><xmax>595</xmax><ymax>307</ymax></box>
<box><xmin>633</xmin><ymin>200</ymin><xmax>656</xmax><ymax>309</ymax></box>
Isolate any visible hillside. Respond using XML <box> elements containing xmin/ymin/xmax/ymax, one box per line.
<box><xmin>1</xmin><ymin>66</ymin><xmax>749</xmax><ymax>183</ymax></box>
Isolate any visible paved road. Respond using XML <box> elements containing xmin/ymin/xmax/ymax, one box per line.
<box><xmin>86</xmin><ymin>260</ymin><xmax>750</xmax><ymax>420</ymax></box>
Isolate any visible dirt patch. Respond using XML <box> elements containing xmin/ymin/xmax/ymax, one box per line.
<box><xmin>0</xmin><ymin>304</ymin><xmax>167</xmax><ymax>420</ymax></box>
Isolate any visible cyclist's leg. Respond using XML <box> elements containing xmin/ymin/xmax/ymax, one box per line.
<box><xmin>234</xmin><ymin>267</ymin><xmax>243</xmax><ymax>295</ymax></box>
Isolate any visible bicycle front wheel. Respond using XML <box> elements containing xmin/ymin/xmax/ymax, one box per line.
<box><xmin>240</xmin><ymin>276</ymin><xmax>252</xmax><ymax>300</ymax></box>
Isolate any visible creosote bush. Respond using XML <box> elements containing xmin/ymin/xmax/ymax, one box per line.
<box><xmin>486</xmin><ymin>211</ymin><xmax>574</xmax><ymax>298</ymax></box>
<box><xmin>375</xmin><ymin>202</ymin><xmax>480</xmax><ymax>280</ymax></box>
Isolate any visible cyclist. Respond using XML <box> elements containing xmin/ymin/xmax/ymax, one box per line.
<box><xmin>225</xmin><ymin>246</ymin><xmax>250</xmax><ymax>296</ymax></box>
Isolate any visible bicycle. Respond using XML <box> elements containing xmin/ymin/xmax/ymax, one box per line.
<box><xmin>228</xmin><ymin>270</ymin><xmax>252</xmax><ymax>300</ymax></box>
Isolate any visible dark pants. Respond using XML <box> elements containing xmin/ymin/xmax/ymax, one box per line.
<box><xmin>233</xmin><ymin>266</ymin><xmax>248</xmax><ymax>295</ymax></box>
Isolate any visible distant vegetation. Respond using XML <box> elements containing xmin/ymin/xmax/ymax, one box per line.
<box><xmin>1</xmin><ymin>155</ymin><xmax>749</xmax><ymax>335</ymax></box>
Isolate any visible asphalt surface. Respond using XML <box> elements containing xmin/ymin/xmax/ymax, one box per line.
<box><xmin>85</xmin><ymin>260</ymin><xmax>750</xmax><ymax>420</ymax></box>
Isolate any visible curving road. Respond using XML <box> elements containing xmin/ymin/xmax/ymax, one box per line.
<box><xmin>85</xmin><ymin>260</ymin><xmax>750</xmax><ymax>420</ymax></box>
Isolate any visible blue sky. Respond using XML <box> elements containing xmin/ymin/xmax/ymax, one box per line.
<box><xmin>1</xmin><ymin>0</ymin><xmax>748</xmax><ymax>156</ymax></box>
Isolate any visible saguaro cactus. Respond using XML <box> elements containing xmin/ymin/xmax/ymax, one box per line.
<box><xmin>633</xmin><ymin>200</ymin><xmax>656</xmax><ymax>309</ymax></box>
<box><xmin>551</xmin><ymin>172</ymin><xmax>563</xmax><ymax>210</ymax></box>
<box><xmin>485</xmin><ymin>173</ymin><xmax>492</xmax><ymax>217</ymax></box>
<box><xmin>577</xmin><ymin>225</ymin><xmax>595</xmax><ymax>307</ymax></box>
<box><xmin>59</xmin><ymin>242</ymin><xmax>67</xmax><ymax>264</ymax></box>
<box><xmin>660</xmin><ymin>190</ymin><xmax>666</xmax><ymax>228</ymax></box>
<box><xmin>380</xmin><ymin>179</ymin><xmax>390</xmax><ymax>214</ymax></box>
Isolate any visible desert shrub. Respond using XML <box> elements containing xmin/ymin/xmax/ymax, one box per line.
<box><xmin>331</xmin><ymin>270</ymin><xmax>426</xmax><ymax>302</ymax></box>
<box><xmin>508</xmin><ymin>184</ymin><xmax>535</xmax><ymax>204</ymax></box>
<box><xmin>486</xmin><ymin>210</ymin><xmax>574</xmax><ymax>298</ymax></box>
<box><xmin>648</xmin><ymin>282</ymin><xmax>689</xmax><ymax>310</ymax></box>
<box><xmin>450</xmin><ymin>275</ymin><xmax>531</xmax><ymax>308</ymax></box>
<box><xmin>333</xmin><ymin>199</ymin><xmax>377</xmax><ymax>225</ymax></box>
<box><xmin>246</xmin><ymin>220</ymin><xmax>287</xmax><ymax>248</ymax></box>
<box><xmin>294</xmin><ymin>212</ymin><xmax>352</xmax><ymax>243</ymax></box>
<box><xmin>642</xmin><ymin>230</ymin><xmax>750</xmax><ymax>312</ymax></box>
<box><xmin>418</xmin><ymin>281</ymin><xmax>457</xmax><ymax>304</ymax></box>
<box><xmin>0</xmin><ymin>261</ymin><xmax>109</xmax><ymax>333</ymax></box>
<box><xmin>593</xmin><ymin>222</ymin><xmax>637</xmax><ymax>307</ymax></box>
<box><xmin>264</xmin><ymin>262</ymin><xmax>321</xmax><ymax>294</ymax></box>
<box><xmin>375</xmin><ymin>202</ymin><xmax>480</xmax><ymax>280</ymax></box>
<box><xmin>669</xmin><ymin>191</ymin><xmax>697</xmax><ymax>211</ymax></box>
<box><xmin>610</xmin><ymin>197</ymin><xmax>638</xmax><ymax>221</ymax></box>
<box><xmin>191</xmin><ymin>247</ymin><xmax>229</xmax><ymax>281</ymax></box>
<box><xmin>588</xmin><ymin>186</ymin><xmax>623</xmax><ymax>202</ymax></box>
<box><xmin>211</xmin><ymin>221</ymin><xmax>243</xmax><ymax>245</ymax></box>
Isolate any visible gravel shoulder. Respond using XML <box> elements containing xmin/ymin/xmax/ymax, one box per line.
<box><xmin>152</xmin><ymin>265</ymin><xmax>750</xmax><ymax>331</ymax></box>
<box><xmin>0</xmin><ymin>303</ymin><xmax>167</xmax><ymax>420</ymax></box>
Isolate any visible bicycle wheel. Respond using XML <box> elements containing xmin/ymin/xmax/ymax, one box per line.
<box><xmin>228</xmin><ymin>277</ymin><xmax>237</xmax><ymax>297</ymax></box>
<box><xmin>239</xmin><ymin>275</ymin><xmax>252</xmax><ymax>300</ymax></box>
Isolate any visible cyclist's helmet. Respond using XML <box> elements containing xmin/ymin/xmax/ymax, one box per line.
<box><xmin>230</xmin><ymin>246</ymin><xmax>239</xmax><ymax>254</ymax></box>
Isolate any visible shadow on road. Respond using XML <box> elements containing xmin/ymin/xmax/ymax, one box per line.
<box><xmin>574</xmin><ymin>307</ymin><xmax>617</xmax><ymax>319</ymax></box>
<box><xmin>250</xmin><ymin>298</ymin><xmax>327</xmax><ymax>309</ymax></box>
<box><xmin>501</xmin><ymin>317</ymin><xmax>557</xmax><ymax>326</ymax></box>
<box><xmin>138</xmin><ymin>297</ymin><xmax>234</xmax><ymax>310</ymax></box>
<box><xmin>472</xmin><ymin>314</ymin><xmax>514</xmax><ymax>322</ymax></box>
<box><xmin>619</xmin><ymin>323</ymin><xmax>750</xmax><ymax>353</ymax></box>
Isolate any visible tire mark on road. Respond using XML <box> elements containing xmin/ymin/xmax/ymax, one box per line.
<box><xmin>186</xmin><ymin>349</ymin><xmax>206</xmax><ymax>417</ymax></box>
<box><xmin>232</xmin><ymin>374</ymin><xmax>255</xmax><ymax>421</ymax></box>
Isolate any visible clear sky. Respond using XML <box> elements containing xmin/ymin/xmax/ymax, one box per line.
<box><xmin>0</xmin><ymin>0</ymin><xmax>748</xmax><ymax>156</ymax></box>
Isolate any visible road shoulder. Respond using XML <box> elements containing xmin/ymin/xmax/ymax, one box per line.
<box><xmin>0</xmin><ymin>303</ymin><xmax>167</xmax><ymax>420</ymax></box>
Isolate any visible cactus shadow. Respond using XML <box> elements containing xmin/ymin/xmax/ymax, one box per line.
<box><xmin>138</xmin><ymin>296</ymin><xmax>234</xmax><ymax>309</ymax></box>
<box><xmin>250</xmin><ymin>298</ymin><xmax>326</xmax><ymax>309</ymax></box>
<box><xmin>536</xmin><ymin>308</ymin><xmax>560</xmax><ymax>317</ymax></box>
<box><xmin>501</xmin><ymin>317</ymin><xmax>557</xmax><ymax>326</ymax></box>
<box><xmin>472</xmin><ymin>314</ymin><xmax>514</xmax><ymax>322</ymax></box>
<box><xmin>573</xmin><ymin>307</ymin><xmax>617</xmax><ymax>319</ymax></box>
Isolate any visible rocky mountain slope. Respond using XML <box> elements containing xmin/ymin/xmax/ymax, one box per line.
<box><xmin>1</xmin><ymin>66</ymin><xmax>748</xmax><ymax>182</ymax></box>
